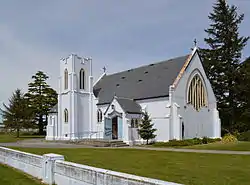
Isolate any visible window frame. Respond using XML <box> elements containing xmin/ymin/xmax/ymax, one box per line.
<box><xmin>79</xmin><ymin>68</ymin><xmax>85</xmax><ymax>90</ymax></box>
<box><xmin>187</xmin><ymin>72</ymin><xmax>208</xmax><ymax>111</ymax></box>
<box><xmin>97</xmin><ymin>109</ymin><xmax>102</xmax><ymax>122</ymax></box>
<box><xmin>64</xmin><ymin>108</ymin><xmax>69</xmax><ymax>123</ymax></box>
<box><xmin>64</xmin><ymin>69</ymin><xmax>68</xmax><ymax>90</ymax></box>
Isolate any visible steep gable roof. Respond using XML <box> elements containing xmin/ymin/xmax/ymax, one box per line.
<box><xmin>116</xmin><ymin>97</ymin><xmax>142</xmax><ymax>114</ymax></box>
<box><xmin>94</xmin><ymin>54</ymin><xmax>190</xmax><ymax>105</ymax></box>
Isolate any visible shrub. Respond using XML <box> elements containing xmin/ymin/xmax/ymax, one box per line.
<box><xmin>238</xmin><ymin>131</ymin><xmax>250</xmax><ymax>141</ymax></box>
<box><xmin>153</xmin><ymin>139</ymin><xmax>194</xmax><ymax>147</ymax></box>
<box><xmin>202</xmin><ymin>137</ymin><xmax>209</xmax><ymax>144</ymax></box>
<box><xmin>152</xmin><ymin>137</ymin><xmax>222</xmax><ymax>147</ymax></box>
<box><xmin>190</xmin><ymin>138</ymin><xmax>203</xmax><ymax>145</ymax></box>
<box><xmin>222</xmin><ymin>133</ymin><xmax>238</xmax><ymax>143</ymax></box>
<box><xmin>207</xmin><ymin>137</ymin><xmax>221</xmax><ymax>143</ymax></box>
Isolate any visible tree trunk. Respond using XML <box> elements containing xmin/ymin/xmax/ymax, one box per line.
<box><xmin>146</xmin><ymin>139</ymin><xmax>148</xmax><ymax>145</ymax></box>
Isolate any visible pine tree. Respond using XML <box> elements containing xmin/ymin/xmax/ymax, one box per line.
<box><xmin>138</xmin><ymin>111</ymin><xmax>157</xmax><ymax>145</ymax></box>
<box><xmin>25</xmin><ymin>71</ymin><xmax>58</xmax><ymax>135</ymax></box>
<box><xmin>237</xmin><ymin>57</ymin><xmax>250</xmax><ymax>131</ymax></box>
<box><xmin>0</xmin><ymin>89</ymin><xmax>34</xmax><ymax>137</ymax></box>
<box><xmin>200</xmin><ymin>0</ymin><xmax>249</xmax><ymax>133</ymax></box>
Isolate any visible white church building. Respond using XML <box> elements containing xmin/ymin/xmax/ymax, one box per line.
<box><xmin>46</xmin><ymin>47</ymin><xmax>221</xmax><ymax>144</ymax></box>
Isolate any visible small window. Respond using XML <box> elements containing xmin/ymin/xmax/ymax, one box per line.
<box><xmin>64</xmin><ymin>109</ymin><xmax>68</xmax><ymax>123</ymax></box>
<box><xmin>79</xmin><ymin>68</ymin><xmax>85</xmax><ymax>90</ymax></box>
<box><xmin>97</xmin><ymin>109</ymin><xmax>102</xmax><ymax>122</ymax></box>
<box><xmin>64</xmin><ymin>69</ymin><xmax>68</xmax><ymax>90</ymax></box>
<box><xmin>49</xmin><ymin>116</ymin><xmax>52</xmax><ymax>126</ymax></box>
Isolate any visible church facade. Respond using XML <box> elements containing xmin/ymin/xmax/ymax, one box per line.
<box><xmin>46</xmin><ymin>47</ymin><xmax>221</xmax><ymax>145</ymax></box>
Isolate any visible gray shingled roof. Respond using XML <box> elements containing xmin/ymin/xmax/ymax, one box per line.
<box><xmin>94</xmin><ymin>55</ymin><xmax>189</xmax><ymax>105</ymax></box>
<box><xmin>116</xmin><ymin>97</ymin><xmax>142</xmax><ymax>114</ymax></box>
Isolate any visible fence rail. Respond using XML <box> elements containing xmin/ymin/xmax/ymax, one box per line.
<box><xmin>0</xmin><ymin>146</ymin><xmax>182</xmax><ymax>185</ymax></box>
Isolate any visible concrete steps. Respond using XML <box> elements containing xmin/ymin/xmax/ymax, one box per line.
<box><xmin>68</xmin><ymin>139</ymin><xmax>129</xmax><ymax>147</ymax></box>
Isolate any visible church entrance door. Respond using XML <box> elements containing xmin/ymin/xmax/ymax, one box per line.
<box><xmin>112</xmin><ymin>116</ymin><xmax>118</xmax><ymax>139</ymax></box>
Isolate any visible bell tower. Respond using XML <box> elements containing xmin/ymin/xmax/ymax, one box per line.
<box><xmin>57</xmin><ymin>54</ymin><xmax>93</xmax><ymax>139</ymax></box>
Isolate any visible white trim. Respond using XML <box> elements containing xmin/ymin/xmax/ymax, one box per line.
<box><xmin>165</xmin><ymin>114</ymin><xmax>170</xmax><ymax>118</ymax></box>
<box><xmin>191</xmin><ymin>46</ymin><xmax>198</xmax><ymax>56</ymax></box>
<box><xmin>174</xmin><ymin>103</ymin><xmax>180</xmax><ymax>108</ymax></box>
<box><xmin>93</xmin><ymin>72</ymin><xmax>106</xmax><ymax>87</ymax></box>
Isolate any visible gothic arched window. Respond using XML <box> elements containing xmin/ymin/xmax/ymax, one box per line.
<box><xmin>187</xmin><ymin>74</ymin><xmax>208</xmax><ymax>111</ymax></box>
<box><xmin>97</xmin><ymin>109</ymin><xmax>102</xmax><ymax>122</ymax></box>
<box><xmin>64</xmin><ymin>109</ymin><xmax>69</xmax><ymax>123</ymax></box>
<box><xmin>79</xmin><ymin>68</ymin><xmax>85</xmax><ymax>90</ymax></box>
<box><xmin>64</xmin><ymin>69</ymin><xmax>68</xmax><ymax>90</ymax></box>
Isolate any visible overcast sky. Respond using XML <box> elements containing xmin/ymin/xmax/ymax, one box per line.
<box><xmin>0</xmin><ymin>0</ymin><xmax>249</xmax><ymax>109</ymax></box>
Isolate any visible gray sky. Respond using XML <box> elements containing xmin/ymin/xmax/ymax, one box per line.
<box><xmin>0</xmin><ymin>0</ymin><xmax>249</xmax><ymax>108</ymax></box>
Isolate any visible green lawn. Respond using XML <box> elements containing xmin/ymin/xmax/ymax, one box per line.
<box><xmin>0</xmin><ymin>164</ymin><xmax>43</xmax><ymax>185</ymax></box>
<box><xmin>0</xmin><ymin>133</ymin><xmax>44</xmax><ymax>143</ymax></box>
<box><xmin>12</xmin><ymin>147</ymin><xmax>250</xmax><ymax>185</ymax></box>
<box><xmin>184</xmin><ymin>141</ymin><xmax>250</xmax><ymax>151</ymax></box>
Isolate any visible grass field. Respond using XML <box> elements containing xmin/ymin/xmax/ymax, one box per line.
<box><xmin>184</xmin><ymin>141</ymin><xmax>250</xmax><ymax>151</ymax></box>
<box><xmin>12</xmin><ymin>147</ymin><xmax>250</xmax><ymax>185</ymax></box>
<box><xmin>0</xmin><ymin>164</ymin><xmax>43</xmax><ymax>185</ymax></box>
<box><xmin>0</xmin><ymin>133</ymin><xmax>44</xmax><ymax>143</ymax></box>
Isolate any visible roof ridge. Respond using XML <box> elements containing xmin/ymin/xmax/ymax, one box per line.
<box><xmin>105</xmin><ymin>54</ymin><xmax>189</xmax><ymax>78</ymax></box>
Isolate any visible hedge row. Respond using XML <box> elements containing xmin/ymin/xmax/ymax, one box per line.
<box><xmin>152</xmin><ymin>137</ymin><xmax>221</xmax><ymax>147</ymax></box>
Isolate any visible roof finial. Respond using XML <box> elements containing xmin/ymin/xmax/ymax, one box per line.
<box><xmin>194</xmin><ymin>38</ymin><xmax>197</xmax><ymax>47</ymax></box>
<box><xmin>103</xmin><ymin>66</ymin><xmax>106</xmax><ymax>73</ymax></box>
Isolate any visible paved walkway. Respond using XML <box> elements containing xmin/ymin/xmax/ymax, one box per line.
<box><xmin>0</xmin><ymin>139</ymin><xmax>93</xmax><ymax>148</ymax></box>
<box><xmin>1</xmin><ymin>139</ymin><xmax>250</xmax><ymax>155</ymax></box>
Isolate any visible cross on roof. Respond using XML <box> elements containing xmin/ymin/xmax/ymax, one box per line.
<box><xmin>103</xmin><ymin>66</ymin><xmax>106</xmax><ymax>73</ymax></box>
<box><xmin>194</xmin><ymin>38</ymin><xmax>197</xmax><ymax>47</ymax></box>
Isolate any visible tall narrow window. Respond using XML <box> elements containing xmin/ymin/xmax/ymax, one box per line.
<box><xmin>187</xmin><ymin>74</ymin><xmax>207</xmax><ymax>111</ymax></box>
<box><xmin>97</xmin><ymin>109</ymin><xmax>102</xmax><ymax>122</ymax></box>
<box><xmin>64</xmin><ymin>109</ymin><xmax>68</xmax><ymax>123</ymax></box>
<box><xmin>79</xmin><ymin>68</ymin><xmax>85</xmax><ymax>90</ymax></box>
<box><xmin>64</xmin><ymin>69</ymin><xmax>68</xmax><ymax>90</ymax></box>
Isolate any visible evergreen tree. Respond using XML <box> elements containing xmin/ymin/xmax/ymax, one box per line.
<box><xmin>138</xmin><ymin>111</ymin><xmax>157</xmax><ymax>145</ymax></box>
<box><xmin>200</xmin><ymin>0</ymin><xmax>249</xmax><ymax>133</ymax></box>
<box><xmin>25</xmin><ymin>71</ymin><xmax>57</xmax><ymax>135</ymax></box>
<box><xmin>0</xmin><ymin>89</ymin><xmax>34</xmax><ymax>137</ymax></box>
<box><xmin>237</xmin><ymin>57</ymin><xmax>250</xmax><ymax>131</ymax></box>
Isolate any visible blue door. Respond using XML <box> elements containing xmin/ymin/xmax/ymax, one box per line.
<box><xmin>118</xmin><ymin>117</ymin><xmax>123</xmax><ymax>139</ymax></box>
<box><xmin>104</xmin><ymin>117</ymin><xmax>112</xmax><ymax>140</ymax></box>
